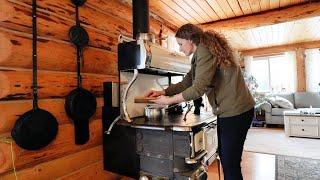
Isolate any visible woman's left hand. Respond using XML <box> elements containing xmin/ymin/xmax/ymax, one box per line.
<box><xmin>150</xmin><ymin>95</ymin><xmax>172</xmax><ymax>105</ymax></box>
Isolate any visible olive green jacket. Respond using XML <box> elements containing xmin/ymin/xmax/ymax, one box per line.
<box><xmin>165</xmin><ymin>44</ymin><xmax>255</xmax><ymax>117</ymax></box>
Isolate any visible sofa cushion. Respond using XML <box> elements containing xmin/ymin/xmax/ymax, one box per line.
<box><xmin>274</xmin><ymin>96</ymin><xmax>294</xmax><ymax>109</ymax></box>
<box><xmin>272</xmin><ymin>108</ymin><xmax>292</xmax><ymax>116</ymax></box>
<box><xmin>294</xmin><ymin>92</ymin><xmax>320</xmax><ymax>108</ymax></box>
<box><xmin>267</xmin><ymin>93</ymin><xmax>294</xmax><ymax>104</ymax></box>
<box><xmin>275</xmin><ymin>93</ymin><xmax>294</xmax><ymax>104</ymax></box>
<box><xmin>265</xmin><ymin>96</ymin><xmax>279</xmax><ymax>107</ymax></box>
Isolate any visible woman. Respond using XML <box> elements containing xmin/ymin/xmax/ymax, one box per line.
<box><xmin>146</xmin><ymin>24</ymin><xmax>255</xmax><ymax>180</ymax></box>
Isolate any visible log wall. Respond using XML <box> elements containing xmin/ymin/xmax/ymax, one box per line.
<box><xmin>0</xmin><ymin>0</ymin><xmax>176</xmax><ymax>179</ymax></box>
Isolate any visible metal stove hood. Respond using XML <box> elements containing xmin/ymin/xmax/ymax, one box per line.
<box><xmin>118</xmin><ymin>39</ymin><xmax>190</xmax><ymax>74</ymax></box>
<box><xmin>148</xmin><ymin>43</ymin><xmax>190</xmax><ymax>73</ymax></box>
<box><xmin>118</xmin><ymin>0</ymin><xmax>190</xmax><ymax>74</ymax></box>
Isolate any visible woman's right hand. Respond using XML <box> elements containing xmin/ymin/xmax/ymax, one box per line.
<box><xmin>145</xmin><ymin>90</ymin><xmax>165</xmax><ymax>98</ymax></box>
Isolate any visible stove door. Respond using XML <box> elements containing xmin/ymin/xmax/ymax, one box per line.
<box><xmin>194</xmin><ymin>130</ymin><xmax>204</xmax><ymax>153</ymax></box>
<box><xmin>203</xmin><ymin>124</ymin><xmax>218</xmax><ymax>166</ymax></box>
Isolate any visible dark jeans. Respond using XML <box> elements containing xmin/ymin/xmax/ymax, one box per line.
<box><xmin>217</xmin><ymin>108</ymin><xmax>254</xmax><ymax>180</ymax></box>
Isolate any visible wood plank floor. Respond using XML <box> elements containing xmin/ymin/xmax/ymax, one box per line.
<box><xmin>207</xmin><ymin>151</ymin><xmax>276</xmax><ymax>180</ymax></box>
<box><xmin>54</xmin><ymin>151</ymin><xmax>276</xmax><ymax>180</ymax></box>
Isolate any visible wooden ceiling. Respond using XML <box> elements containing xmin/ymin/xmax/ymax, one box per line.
<box><xmin>221</xmin><ymin>16</ymin><xmax>320</xmax><ymax>50</ymax></box>
<box><xmin>150</xmin><ymin>0</ymin><xmax>308</xmax><ymax>26</ymax></box>
<box><xmin>148</xmin><ymin>0</ymin><xmax>320</xmax><ymax>51</ymax></box>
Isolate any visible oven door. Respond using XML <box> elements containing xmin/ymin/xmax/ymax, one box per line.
<box><xmin>185</xmin><ymin>123</ymin><xmax>218</xmax><ymax>165</ymax></box>
<box><xmin>203</xmin><ymin>123</ymin><xmax>218</xmax><ymax>166</ymax></box>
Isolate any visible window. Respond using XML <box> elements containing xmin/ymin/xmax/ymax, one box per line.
<box><xmin>249</xmin><ymin>53</ymin><xmax>296</xmax><ymax>93</ymax></box>
<box><xmin>250</xmin><ymin>58</ymin><xmax>269</xmax><ymax>92</ymax></box>
<box><xmin>305</xmin><ymin>49</ymin><xmax>320</xmax><ymax>92</ymax></box>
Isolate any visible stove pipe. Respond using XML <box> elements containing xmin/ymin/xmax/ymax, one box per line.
<box><xmin>132</xmin><ymin>0</ymin><xmax>149</xmax><ymax>39</ymax></box>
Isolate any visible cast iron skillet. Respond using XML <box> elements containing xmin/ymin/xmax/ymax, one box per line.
<box><xmin>11</xmin><ymin>0</ymin><xmax>58</xmax><ymax>150</ymax></box>
<box><xmin>65</xmin><ymin>0</ymin><xmax>97</xmax><ymax>145</ymax></box>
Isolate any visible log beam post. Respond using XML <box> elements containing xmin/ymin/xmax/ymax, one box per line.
<box><xmin>296</xmin><ymin>48</ymin><xmax>306</xmax><ymax>92</ymax></box>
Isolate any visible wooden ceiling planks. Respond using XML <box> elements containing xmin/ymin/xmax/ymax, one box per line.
<box><xmin>267</xmin><ymin>26</ymin><xmax>275</xmax><ymax>46</ymax></box>
<box><xmin>311</xmin><ymin>17</ymin><xmax>320</xmax><ymax>39</ymax></box>
<box><xmin>201</xmin><ymin>2</ymin><xmax>320</xmax><ymax>31</ymax></box>
<box><xmin>288</xmin><ymin>17</ymin><xmax>320</xmax><ymax>44</ymax></box>
<box><xmin>184</xmin><ymin>0</ymin><xmax>213</xmax><ymax>22</ymax></box>
<box><xmin>147</xmin><ymin>0</ymin><xmax>319</xmax><ymax>51</ymax></box>
<box><xmin>276</xmin><ymin>23</ymin><xmax>286</xmax><ymax>45</ymax></box>
<box><xmin>236</xmin><ymin>31</ymin><xmax>252</xmax><ymax>48</ymax></box>
<box><xmin>280</xmin><ymin>0</ymin><xmax>291</xmax><ymax>7</ymax></box>
<box><xmin>146</xmin><ymin>0</ymin><xmax>313</xmax><ymax>29</ymax></box>
<box><xmin>270</xmin><ymin>0</ymin><xmax>280</xmax><ymax>9</ymax></box>
<box><xmin>221</xmin><ymin>15</ymin><xmax>320</xmax><ymax>51</ymax></box>
<box><xmin>260</xmin><ymin>0</ymin><xmax>270</xmax><ymax>11</ymax></box>
<box><xmin>205</xmin><ymin>0</ymin><xmax>228</xmax><ymax>19</ymax></box>
<box><xmin>260</xmin><ymin>26</ymin><xmax>270</xmax><ymax>46</ymax></box>
<box><xmin>227</xmin><ymin>0</ymin><xmax>245</xmax><ymax>16</ymax></box>
<box><xmin>173</xmin><ymin>0</ymin><xmax>206</xmax><ymax>23</ymax></box>
<box><xmin>244</xmin><ymin>30</ymin><xmax>258</xmax><ymax>48</ymax></box>
<box><xmin>248</xmin><ymin>0</ymin><xmax>261</xmax><ymax>13</ymax></box>
<box><xmin>215</xmin><ymin>0</ymin><xmax>236</xmax><ymax>18</ymax></box>
<box><xmin>195</xmin><ymin>0</ymin><xmax>221</xmax><ymax>21</ymax></box>
<box><xmin>289</xmin><ymin>20</ymin><xmax>306</xmax><ymax>44</ymax></box>
<box><xmin>302</xmin><ymin>18</ymin><xmax>319</xmax><ymax>41</ymax></box>
<box><xmin>149</xmin><ymin>0</ymin><xmax>185</xmax><ymax>26</ymax></box>
<box><xmin>161</xmin><ymin>0</ymin><xmax>199</xmax><ymax>24</ymax></box>
<box><xmin>270</xmin><ymin>24</ymin><xmax>279</xmax><ymax>46</ymax></box>
<box><xmin>250</xmin><ymin>28</ymin><xmax>263</xmax><ymax>47</ymax></box>
<box><xmin>237</xmin><ymin>0</ymin><xmax>253</xmax><ymax>15</ymax></box>
<box><xmin>149</xmin><ymin>0</ymin><xmax>311</xmax><ymax>26</ymax></box>
<box><xmin>277</xmin><ymin>22</ymin><xmax>289</xmax><ymax>45</ymax></box>
<box><xmin>224</xmin><ymin>31</ymin><xmax>248</xmax><ymax>49</ymax></box>
<box><xmin>285</xmin><ymin>21</ymin><xmax>296</xmax><ymax>44</ymax></box>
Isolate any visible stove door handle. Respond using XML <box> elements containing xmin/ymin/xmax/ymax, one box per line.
<box><xmin>185</xmin><ymin>150</ymin><xmax>207</xmax><ymax>164</ymax></box>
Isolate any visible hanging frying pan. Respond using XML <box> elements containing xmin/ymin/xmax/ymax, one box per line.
<box><xmin>11</xmin><ymin>0</ymin><xmax>58</xmax><ymax>150</ymax></box>
<box><xmin>65</xmin><ymin>0</ymin><xmax>97</xmax><ymax>145</ymax></box>
<box><xmin>71</xmin><ymin>0</ymin><xmax>86</xmax><ymax>6</ymax></box>
<box><xmin>69</xmin><ymin>0</ymin><xmax>88</xmax><ymax>48</ymax></box>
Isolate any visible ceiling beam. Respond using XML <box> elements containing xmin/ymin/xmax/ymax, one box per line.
<box><xmin>201</xmin><ymin>2</ymin><xmax>320</xmax><ymax>31</ymax></box>
<box><xmin>240</xmin><ymin>41</ymin><xmax>320</xmax><ymax>56</ymax></box>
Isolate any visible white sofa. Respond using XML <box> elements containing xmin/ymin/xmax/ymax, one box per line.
<box><xmin>260</xmin><ymin>92</ymin><xmax>320</xmax><ymax>125</ymax></box>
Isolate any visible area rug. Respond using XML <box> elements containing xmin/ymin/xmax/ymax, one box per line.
<box><xmin>244</xmin><ymin>128</ymin><xmax>320</xmax><ymax>159</ymax></box>
<box><xmin>276</xmin><ymin>155</ymin><xmax>320</xmax><ymax>180</ymax></box>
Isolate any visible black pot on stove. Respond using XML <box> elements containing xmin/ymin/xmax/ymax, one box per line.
<box><xmin>167</xmin><ymin>103</ymin><xmax>183</xmax><ymax>115</ymax></box>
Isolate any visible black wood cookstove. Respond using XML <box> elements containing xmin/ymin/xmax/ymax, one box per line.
<box><xmin>102</xmin><ymin>0</ymin><xmax>218</xmax><ymax>179</ymax></box>
<box><xmin>102</xmin><ymin>82</ymin><xmax>217</xmax><ymax>180</ymax></box>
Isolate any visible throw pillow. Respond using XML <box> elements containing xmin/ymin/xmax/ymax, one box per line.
<box><xmin>274</xmin><ymin>96</ymin><xmax>294</xmax><ymax>109</ymax></box>
<box><xmin>265</xmin><ymin>96</ymin><xmax>279</xmax><ymax>108</ymax></box>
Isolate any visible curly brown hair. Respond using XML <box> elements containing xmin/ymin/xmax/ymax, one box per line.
<box><xmin>175</xmin><ymin>24</ymin><xmax>238</xmax><ymax>67</ymax></box>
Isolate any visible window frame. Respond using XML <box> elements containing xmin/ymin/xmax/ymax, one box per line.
<box><xmin>252</xmin><ymin>53</ymin><xmax>288</xmax><ymax>93</ymax></box>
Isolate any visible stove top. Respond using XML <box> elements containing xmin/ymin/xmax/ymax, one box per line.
<box><xmin>118</xmin><ymin>110</ymin><xmax>216</xmax><ymax>131</ymax></box>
